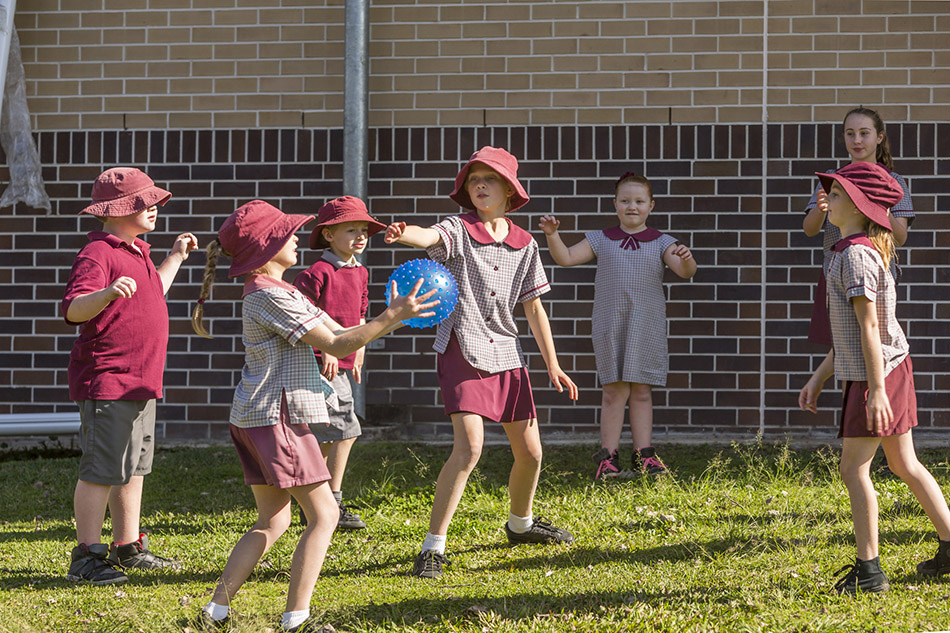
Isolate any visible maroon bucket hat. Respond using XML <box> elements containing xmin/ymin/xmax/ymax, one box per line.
<box><xmin>81</xmin><ymin>167</ymin><xmax>172</xmax><ymax>217</ymax></box>
<box><xmin>449</xmin><ymin>146</ymin><xmax>530</xmax><ymax>213</ymax></box>
<box><xmin>218</xmin><ymin>200</ymin><xmax>313</xmax><ymax>277</ymax></box>
<box><xmin>816</xmin><ymin>162</ymin><xmax>903</xmax><ymax>231</ymax></box>
<box><xmin>309</xmin><ymin>196</ymin><xmax>386</xmax><ymax>249</ymax></box>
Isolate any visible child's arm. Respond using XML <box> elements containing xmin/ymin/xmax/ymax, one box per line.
<box><xmin>157</xmin><ymin>232</ymin><xmax>199</xmax><ymax>294</ymax></box>
<box><xmin>537</xmin><ymin>215</ymin><xmax>594</xmax><ymax>267</ymax></box>
<box><xmin>384</xmin><ymin>222</ymin><xmax>442</xmax><ymax>249</ymax></box>
<box><xmin>853</xmin><ymin>296</ymin><xmax>893</xmax><ymax>433</ymax></box>
<box><xmin>301</xmin><ymin>280</ymin><xmax>438</xmax><ymax>359</ymax></box>
<box><xmin>799</xmin><ymin>349</ymin><xmax>835</xmax><ymax>413</ymax></box>
<box><xmin>662</xmin><ymin>243</ymin><xmax>697</xmax><ymax>279</ymax></box>
<box><xmin>65</xmin><ymin>277</ymin><xmax>138</xmax><ymax>323</ymax></box>
<box><xmin>802</xmin><ymin>190</ymin><xmax>828</xmax><ymax>237</ymax></box>
<box><xmin>889</xmin><ymin>214</ymin><xmax>908</xmax><ymax>247</ymax></box>
<box><xmin>352</xmin><ymin>317</ymin><xmax>367</xmax><ymax>384</ymax></box>
<box><xmin>521</xmin><ymin>296</ymin><xmax>578</xmax><ymax>400</ymax></box>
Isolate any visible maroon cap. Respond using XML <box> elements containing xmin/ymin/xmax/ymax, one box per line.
<box><xmin>218</xmin><ymin>200</ymin><xmax>313</xmax><ymax>277</ymax></box>
<box><xmin>309</xmin><ymin>196</ymin><xmax>386</xmax><ymax>249</ymax></box>
<box><xmin>81</xmin><ymin>167</ymin><xmax>172</xmax><ymax>217</ymax></box>
<box><xmin>449</xmin><ymin>146</ymin><xmax>529</xmax><ymax>213</ymax></box>
<box><xmin>816</xmin><ymin>162</ymin><xmax>903</xmax><ymax>231</ymax></box>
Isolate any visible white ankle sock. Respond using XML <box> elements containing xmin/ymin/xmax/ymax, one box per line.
<box><xmin>281</xmin><ymin>609</ymin><xmax>310</xmax><ymax>630</ymax></box>
<box><xmin>202</xmin><ymin>601</ymin><xmax>229</xmax><ymax>621</ymax></box>
<box><xmin>508</xmin><ymin>512</ymin><xmax>533</xmax><ymax>534</ymax></box>
<box><xmin>421</xmin><ymin>532</ymin><xmax>447</xmax><ymax>554</ymax></box>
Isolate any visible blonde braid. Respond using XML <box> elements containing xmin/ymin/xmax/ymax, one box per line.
<box><xmin>866</xmin><ymin>221</ymin><xmax>895</xmax><ymax>271</ymax></box>
<box><xmin>191</xmin><ymin>239</ymin><xmax>224</xmax><ymax>339</ymax></box>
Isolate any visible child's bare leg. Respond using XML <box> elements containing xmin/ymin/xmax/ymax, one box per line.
<box><xmin>881</xmin><ymin>431</ymin><xmax>950</xmax><ymax>540</ymax></box>
<box><xmin>211</xmin><ymin>485</ymin><xmax>293</xmax><ymax>606</ymax></box>
<box><xmin>74</xmin><ymin>480</ymin><xmax>111</xmax><ymax>544</ymax></box>
<box><xmin>504</xmin><ymin>418</ymin><xmax>542</xmax><ymax>518</ymax></box>
<box><xmin>840</xmin><ymin>437</ymin><xmax>882</xmax><ymax>560</ymax></box>
<box><xmin>627</xmin><ymin>383</ymin><xmax>654</xmax><ymax>451</ymax></box>
<box><xmin>285</xmin><ymin>482</ymin><xmax>338</xmax><ymax>612</ymax></box>
<box><xmin>108</xmin><ymin>475</ymin><xmax>144</xmax><ymax>543</ymax></box>
<box><xmin>428</xmin><ymin>412</ymin><xmax>484</xmax><ymax>535</ymax></box>
<box><xmin>320</xmin><ymin>437</ymin><xmax>356</xmax><ymax>493</ymax></box>
<box><xmin>600</xmin><ymin>382</ymin><xmax>630</xmax><ymax>452</ymax></box>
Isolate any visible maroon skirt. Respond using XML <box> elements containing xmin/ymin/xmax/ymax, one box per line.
<box><xmin>436</xmin><ymin>330</ymin><xmax>537</xmax><ymax>423</ymax></box>
<box><xmin>808</xmin><ymin>269</ymin><xmax>833</xmax><ymax>347</ymax></box>
<box><xmin>839</xmin><ymin>356</ymin><xmax>917</xmax><ymax>438</ymax></box>
<box><xmin>230</xmin><ymin>392</ymin><xmax>331</xmax><ymax>489</ymax></box>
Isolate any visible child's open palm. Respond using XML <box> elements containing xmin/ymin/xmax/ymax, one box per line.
<box><xmin>538</xmin><ymin>215</ymin><xmax>560</xmax><ymax>235</ymax></box>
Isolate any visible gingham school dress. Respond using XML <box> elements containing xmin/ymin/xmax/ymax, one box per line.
<box><xmin>587</xmin><ymin>226</ymin><xmax>678</xmax><ymax>387</ymax></box>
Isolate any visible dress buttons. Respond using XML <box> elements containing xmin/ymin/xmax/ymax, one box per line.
<box><xmin>490</xmin><ymin>291</ymin><xmax>496</xmax><ymax>296</ymax></box>
<box><xmin>493</xmin><ymin>266</ymin><xmax>499</xmax><ymax>271</ymax></box>
<box><xmin>489</xmin><ymin>339</ymin><xmax>493</xmax><ymax>343</ymax></box>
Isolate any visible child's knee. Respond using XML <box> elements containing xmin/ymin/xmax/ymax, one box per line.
<box><xmin>452</xmin><ymin>444</ymin><xmax>483</xmax><ymax>470</ymax></box>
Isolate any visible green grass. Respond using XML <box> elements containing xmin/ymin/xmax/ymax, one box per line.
<box><xmin>3</xmin><ymin>440</ymin><xmax>950</xmax><ymax>632</ymax></box>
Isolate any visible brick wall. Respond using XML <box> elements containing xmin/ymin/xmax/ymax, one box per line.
<box><xmin>1</xmin><ymin>122</ymin><xmax>947</xmax><ymax>441</ymax></box>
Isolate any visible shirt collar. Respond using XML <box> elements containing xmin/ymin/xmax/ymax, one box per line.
<box><xmin>460</xmin><ymin>212</ymin><xmax>532</xmax><ymax>249</ymax></box>
<box><xmin>832</xmin><ymin>233</ymin><xmax>873</xmax><ymax>252</ymax></box>
<box><xmin>603</xmin><ymin>226</ymin><xmax>662</xmax><ymax>250</ymax></box>
<box><xmin>320</xmin><ymin>249</ymin><xmax>361</xmax><ymax>269</ymax></box>
<box><xmin>88</xmin><ymin>231</ymin><xmax>151</xmax><ymax>257</ymax></box>
<box><xmin>243</xmin><ymin>273</ymin><xmax>299</xmax><ymax>297</ymax></box>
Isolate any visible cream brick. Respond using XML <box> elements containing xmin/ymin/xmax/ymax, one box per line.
<box><xmin>305</xmin><ymin>111</ymin><xmax>344</xmax><ymax>127</ymax></box>
<box><xmin>18</xmin><ymin>29</ymin><xmax>58</xmax><ymax>47</ymax></box>
<box><xmin>767</xmin><ymin>88</ymin><xmax>790</xmax><ymax>104</ymax></box>
<box><xmin>671</xmin><ymin>72</ymin><xmax>719</xmax><ymax>88</ymax></box>
<box><xmin>125</xmin><ymin>78</ymin><xmax>171</xmax><ymax>94</ymax></box>
<box><xmin>438</xmin><ymin>5</ymin><xmax>485</xmax><ymax>21</ymax></box>
<box><xmin>911</xmin><ymin>68</ymin><xmax>950</xmax><ymax>85</ymax></box>
<box><xmin>625</xmin><ymin>3</ymin><xmax>673</xmax><ymax>18</ymax></box>
<box><xmin>80</xmin><ymin>12</ymin><xmax>124</xmax><ymax>28</ymax></box>
<box><xmin>60</xmin><ymin>63</ymin><xmax>104</xmax><ymax>79</ymax></box>
<box><xmin>601</xmin><ymin>55</ymin><xmax>646</xmax><ymax>71</ymax></box>
<box><xmin>671</xmin><ymin>106</ymin><xmax>718</xmax><ymax>123</ymax></box>
<box><xmin>622</xmin><ymin>107</ymin><xmax>670</xmax><ymax>123</ymax></box>
<box><xmin>532</xmin><ymin>73</ymin><xmax>577</xmax><ymax>90</ymax></box>
<box><xmin>302</xmin><ymin>42</ymin><xmax>338</xmax><ymax>58</ymax></box>
<box><xmin>259</xmin><ymin>8</ymin><xmax>304</xmax><ymax>24</ymax></box>
<box><xmin>168</xmin><ymin>112</ymin><xmax>214</xmax><ymax>127</ymax></box>
<box><xmin>104</xmin><ymin>28</ymin><xmax>149</xmax><ymax>45</ymax></box>
<box><xmin>38</xmin><ymin>114</ymin><xmax>80</xmax><ymax>129</ymax></box>
<box><xmin>39</xmin><ymin>46</ymin><xmax>79</xmax><ymax>63</ymax></box>
<box><xmin>369</xmin><ymin>41</ymin><xmax>394</xmax><ymax>57</ymax></box>
<box><xmin>554</xmin><ymin>20</ymin><xmax>601</xmax><ymax>38</ymax></box>
<box><xmin>646</xmin><ymin>90</ymin><xmax>693</xmax><ymax>106</ymax></box>
<box><xmin>720</xmin><ymin>1</ymin><xmax>766</xmax><ymax>17</ymax></box>
<box><xmin>720</xmin><ymin>35</ymin><xmax>769</xmax><ymax>51</ymax></box>
<box><xmin>695</xmin><ymin>53</ymin><xmax>741</xmax><ymax>70</ymax></box>
<box><xmin>125</xmin><ymin>113</ymin><xmax>172</xmax><ymax>128</ymax></box>
<box><xmin>62</xmin><ymin>96</ymin><xmax>106</xmax><ymax>112</ymax></box>
<box><xmin>623</xmin><ymin>72</ymin><xmax>672</xmax><ymax>88</ymax></box>
<box><xmin>371</xmin><ymin>23</ymin><xmax>416</xmax><ymax>40</ymax></box>
<box><xmin>281</xmin><ymin>25</ymin><xmax>327</xmax><ymax>42</ymax></box>
<box><xmin>577</xmin><ymin>108</ymin><xmax>624</xmax><ymax>124</ymax></box>
<box><xmin>258</xmin><ymin>111</ymin><xmax>302</xmax><ymax>127</ymax></box>
<box><xmin>863</xmin><ymin>0</ymin><xmax>909</xmax><ymax>13</ymax></box>
<box><xmin>369</xmin><ymin>76</ymin><xmax>393</xmax><ymax>92</ymax></box>
<box><xmin>213</xmin><ymin>112</ymin><xmax>260</xmax><ymax>128</ymax></box>
<box><xmin>393</xmin><ymin>74</ymin><xmax>439</xmax><ymax>92</ymax></box>
<box><xmin>647</xmin><ymin>19</ymin><xmax>692</xmax><ymax>36</ymax></box>
<box><xmin>835</xmin><ymin>87</ymin><xmax>885</xmax><ymax>103</ymax></box>
<box><xmin>37</xmin><ymin>79</ymin><xmax>79</xmax><ymax>96</ymax></box>
<box><xmin>191</xmin><ymin>60</ymin><xmax>236</xmax><ymax>76</ymax></box>
<box><xmin>242</xmin><ymin>94</ymin><xmax>282</xmax><ymax>110</ymax></box>
<box><xmin>599</xmin><ymin>89</ymin><xmax>644</xmax><ymax>105</ymax></box>
<box><xmin>25</xmin><ymin>96</ymin><xmax>60</xmax><ymax>113</ymax></box>
<box><xmin>768</xmin><ymin>69</ymin><xmax>813</xmax><ymax>86</ymax></box>
<box><xmin>718</xmin><ymin>106</ymin><xmax>765</xmax><ymax>122</ymax></box>
<box><xmin>214</xmin><ymin>77</ymin><xmax>259</xmax><ymax>93</ymax></box>
<box><xmin>531</xmin><ymin>108</ymin><xmax>576</xmax><ymax>125</ymax></box>
<box><xmin>281</xmin><ymin>59</ymin><xmax>326</xmax><ymax>76</ymax></box>
<box><xmin>579</xmin><ymin>37</ymin><xmax>625</xmax><ymax>55</ymax></box>
<box><xmin>440</xmin><ymin>74</ymin><xmax>485</xmax><ymax>91</ymax></box>
<box><xmin>147</xmin><ymin>28</ymin><xmax>191</xmax><ymax>44</ymax></box>
<box><xmin>788</xmin><ymin>87</ymin><xmax>834</xmax><ymax>103</ymax></box>
<box><xmin>741</xmin><ymin>52</ymin><xmax>764</xmax><ymax>69</ymax></box>
<box><xmin>367</xmin><ymin>110</ymin><xmax>393</xmax><ymax>127</ymax></box>
<box><xmin>695</xmin><ymin>89</ymin><xmax>740</xmax><ymax>105</ymax></box>
<box><xmin>213</xmin><ymin>43</ymin><xmax>263</xmax><ymax>60</ymax></box>
<box><xmin>193</xmin><ymin>27</ymin><xmax>237</xmax><ymax>43</ymax></box>
<box><xmin>462</xmin><ymin>55</ymin><xmax>511</xmax><ymax>76</ymax></box>
<box><xmin>672</xmin><ymin>36</ymin><xmax>719</xmax><ymax>53</ymax></box>
<box><xmin>61</xmin><ymin>29</ymin><xmax>104</xmax><ymax>46</ymax></box>
<box><xmin>860</xmin><ymin>68</ymin><xmax>909</xmax><ymax>85</ymax></box>
<box><xmin>839</xmin><ymin>16</ymin><xmax>888</xmax><ymax>33</ymax></box>
<box><xmin>812</xmin><ymin>70</ymin><xmax>858</xmax><ymax>86</ymax></box>
<box><xmin>600</xmin><ymin>20</ymin><xmax>646</xmax><ymax>37</ymax></box>
<box><xmin>553</xmin><ymin>55</ymin><xmax>598</xmax><ymax>72</ymax></box>
<box><xmin>580</xmin><ymin>73</ymin><xmax>626</xmax><ymax>90</ymax></box>
<box><xmin>461</xmin><ymin>91</ymin><xmax>506</xmax><ymax>108</ymax></box>
<box><xmin>936</xmin><ymin>52</ymin><xmax>950</xmax><ymax>68</ymax></box>
<box><xmin>932</xmin><ymin>88</ymin><xmax>950</xmax><ymax>107</ymax></box>
<box><xmin>769</xmin><ymin>34</ymin><xmax>815</xmax><ymax>52</ymax></box>
<box><xmin>170</xmin><ymin>77</ymin><xmax>215</xmax><ymax>94</ymax></box>
<box><xmin>887</xmin><ymin>15</ymin><xmax>936</xmax><ymax>32</ymax></box>
<box><xmin>394</xmin><ymin>40</ymin><xmax>440</xmax><ymax>57</ymax></box>
<box><xmin>104</xmin><ymin>96</ymin><xmax>147</xmax><ymax>112</ymax></box>
<box><xmin>507</xmin><ymin>91</ymin><xmax>551</xmax><ymax>107</ymax></box>
<box><xmin>483</xmin><ymin>39</ymin><xmax>532</xmax><ymax>56</ymax></box>
<box><xmin>530</xmin><ymin>3</ymin><xmax>576</xmax><ymax>20</ymax></box>
<box><xmin>485</xmin><ymin>4</ymin><xmax>530</xmax><ymax>21</ymax></box>
<box><xmin>694</xmin><ymin>18</ymin><xmax>742</xmax><ymax>35</ymax></box>
<box><xmin>552</xmin><ymin>91</ymin><xmax>598</xmax><ymax>107</ymax></box>
<box><xmin>625</xmin><ymin>36</ymin><xmax>671</xmax><ymax>54</ymax></box>
<box><xmin>439</xmin><ymin>109</ymin><xmax>485</xmax><ymax>126</ymax></box>
<box><xmin>195</xmin><ymin>0</ymin><xmax>237</xmax><ymax>8</ymax></box>
<box><xmin>739</xmin><ymin>88</ymin><xmax>764</xmax><ymax>104</ymax></box>
<box><xmin>838</xmin><ymin>52</ymin><xmax>885</xmax><ymax>68</ymax></box>
<box><xmin>861</xmin><ymin>33</ymin><xmax>908</xmax><ymax>50</ymax></box>
<box><xmin>908</xmin><ymin>105</ymin><xmax>950</xmax><ymax>121</ymax></box>
<box><xmin>305</xmin><ymin>76</ymin><xmax>343</xmax><ymax>93</ymax></box>
<box><xmin>769</xmin><ymin>0</ymin><xmax>821</xmax><ymax>16</ymax></box>
<box><xmin>790</xmin><ymin>51</ymin><xmax>840</xmax><ymax>68</ymax></box>
<box><xmin>391</xmin><ymin>109</ymin><xmax>440</xmax><ymax>126</ymax></box>
<box><xmin>260</xmin><ymin>76</ymin><xmax>303</xmax><ymax>93</ymax></box>
<box><xmin>79</xmin><ymin>113</ymin><xmax>122</xmax><ymax>129</ymax></box>
<box><xmin>126</xmin><ymin>11</ymin><xmax>170</xmax><ymax>27</ymax></box>
<box><xmin>170</xmin><ymin>9</ymin><xmax>213</xmax><ymax>26</ymax></box>
<box><xmin>442</xmin><ymin>39</ymin><xmax>485</xmax><ymax>56</ymax></box>
<box><xmin>126</xmin><ymin>45</ymin><xmax>171</xmax><ymax>62</ymax></box>
<box><xmin>886</xmin><ymin>51</ymin><xmax>933</xmax><ymax>67</ymax></box>
<box><xmin>646</xmin><ymin>54</ymin><xmax>692</xmax><ymax>71</ymax></box>
<box><xmin>193</xmin><ymin>94</ymin><xmax>236</xmax><ymax>110</ymax></box>
<box><xmin>303</xmin><ymin>6</ymin><xmax>345</xmax><ymax>24</ymax></box>
<box><xmin>392</xmin><ymin>5</ymin><xmax>441</xmax><ymax>23</ymax></box>
<box><xmin>213</xmin><ymin>9</ymin><xmax>259</xmax><ymax>25</ymax></box>
<box><xmin>885</xmin><ymin>87</ymin><xmax>931</xmax><ymax>103</ymax></box>
<box><xmin>147</xmin><ymin>95</ymin><xmax>192</xmax><ymax>111</ymax></box>
<box><xmin>414</xmin><ymin>57</ymin><xmax>460</xmax><ymax>74</ymax></box>
<box><xmin>910</xmin><ymin>33</ymin><xmax>943</xmax><ymax>51</ymax></box>
<box><xmin>171</xmin><ymin>44</ymin><xmax>214</xmax><ymax>61</ymax></box>
<box><xmin>370</xmin><ymin>92</ymin><xmax>415</xmax><ymax>109</ymax></box>
<box><xmin>533</xmin><ymin>38</ymin><xmax>578</xmax><ymax>55</ymax></box>
<box><xmin>236</xmin><ymin>26</ymin><xmax>281</xmax><ymax>42</ymax></box>
<box><xmin>147</xmin><ymin>61</ymin><xmax>192</xmax><ymax>77</ymax></box>
<box><xmin>483</xmin><ymin>108</ymin><xmax>529</xmax><ymax>126</ymax></box>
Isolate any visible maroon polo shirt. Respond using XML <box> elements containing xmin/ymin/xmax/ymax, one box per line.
<box><xmin>293</xmin><ymin>251</ymin><xmax>368</xmax><ymax>370</ymax></box>
<box><xmin>62</xmin><ymin>231</ymin><xmax>169</xmax><ymax>401</ymax></box>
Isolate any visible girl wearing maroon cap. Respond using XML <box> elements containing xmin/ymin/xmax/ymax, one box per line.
<box><xmin>191</xmin><ymin>200</ymin><xmax>437</xmax><ymax>631</ymax></box>
<box><xmin>539</xmin><ymin>173</ymin><xmax>696</xmax><ymax>481</ymax></box>
<box><xmin>385</xmin><ymin>146</ymin><xmax>579</xmax><ymax>579</ymax></box>
<box><xmin>798</xmin><ymin>163</ymin><xmax>950</xmax><ymax>595</ymax></box>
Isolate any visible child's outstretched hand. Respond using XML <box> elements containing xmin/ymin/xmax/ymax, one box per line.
<box><xmin>538</xmin><ymin>215</ymin><xmax>560</xmax><ymax>235</ymax></box>
<box><xmin>106</xmin><ymin>276</ymin><xmax>137</xmax><ymax>301</ymax></box>
<box><xmin>816</xmin><ymin>190</ymin><xmax>829</xmax><ymax>214</ymax></box>
<box><xmin>171</xmin><ymin>233</ymin><xmax>199</xmax><ymax>259</ymax></box>
<box><xmin>548</xmin><ymin>365</ymin><xmax>579</xmax><ymax>401</ymax></box>
<box><xmin>798</xmin><ymin>377</ymin><xmax>824</xmax><ymax>414</ymax></box>
<box><xmin>385</xmin><ymin>222</ymin><xmax>407</xmax><ymax>244</ymax></box>
<box><xmin>670</xmin><ymin>243</ymin><xmax>693</xmax><ymax>261</ymax></box>
<box><xmin>387</xmin><ymin>278</ymin><xmax>439</xmax><ymax>322</ymax></box>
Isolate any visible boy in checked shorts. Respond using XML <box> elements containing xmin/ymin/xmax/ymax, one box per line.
<box><xmin>61</xmin><ymin>168</ymin><xmax>197</xmax><ymax>584</ymax></box>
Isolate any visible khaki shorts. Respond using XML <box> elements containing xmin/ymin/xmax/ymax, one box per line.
<box><xmin>309</xmin><ymin>369</ymin><xmax>362</xmax><ymax>443</ymax></box>
<box><xmin>76</xmin><ymin>399</ymin><xmax>155</xmax><ymax>486</ymax></box>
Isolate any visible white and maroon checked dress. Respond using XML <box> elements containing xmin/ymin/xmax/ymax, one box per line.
<box><xmin>586</xmin><ymin>226</ymin><xmax>678</xmax><ymax>387</ymax></box>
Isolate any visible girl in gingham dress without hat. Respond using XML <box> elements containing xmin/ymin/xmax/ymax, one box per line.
<box><xmin>540</xmin><ymin>173</ymin><xmax>696</xmax><ymax>481</ymax></box>
<box><xmin>189</xmin><ymin>200</ymin><xmax>437</xmax><ymax>631</ymax></box>
<box><xmin>385</xmin><ymin>146</ymin><xmax>579</xmax><ymax>580</ymax></box>
<box><xmin>798</xmin><ymin>163</ymin><xmax>950</xmax><ymax>595</ymax></box>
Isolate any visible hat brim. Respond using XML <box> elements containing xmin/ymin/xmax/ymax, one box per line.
<box><xmin>309</xmin><ymin>217</ymin><xmax>387</xmax><ymax>249</ymax></box>
<box><xmin>80</xmin><ymin>186</ymin><xmax>172</xmax><ymax>217</ymax></box>
<box><xmin>228</xmin><ymin>213</ymin><xmax>314</xmax><ymax>277</ymax></box>
<box><xmin>449</xmin><ymin>160</ymin><xmax>529</xmax><ymax>213</ymax></box>
<box><xmin>816</xmin><ymin>172</ymin><xmax>892</xmax><ymax>231</ymax></box>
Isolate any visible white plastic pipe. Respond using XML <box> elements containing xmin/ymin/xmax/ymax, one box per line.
<box><xmin>0</xmin><ymin>412</ymin><xmax>81</xmax><ymax>436</ymax></box>
<box><xmin>0</xmin><ymin>0</ymin><xmax>17</xmax><ymax>114</ymax></box>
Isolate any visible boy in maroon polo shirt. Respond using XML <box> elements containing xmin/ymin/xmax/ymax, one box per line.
<box><xmin>62</xmin><ymin>168</ymin><xmax>198</xmax><ymax>585</ymax></box>
<box><xmin>294</xmin><ymin>196</ymin><xmax>386</xmax><ymax>530</ymax></box>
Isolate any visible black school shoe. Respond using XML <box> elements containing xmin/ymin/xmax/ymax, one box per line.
<box><xmin>832</xmin><ymin>556</ymin><xmax>890</xmax><ymax>595</ymax></box>
<box><xmin>505</xmin><ymin>518</ymin><xmax>575</xmax><ymax>545</ymax></box>
<box><xmin>193</xmin><ymin>610</ymin><xmax>228</xmax><ymax>631</ymax></box>
<box><xmin>337</xmin><ymin>503</ymin><xmax>367</xmax><ymax>530</ymax></box>
<box><xmin>286</xmin><ymin>619</ymin><xmax>335</xmax><ymax>633</ymax></box>
<box><xmin>108</xmin><ymin>533</ymin><xmax>181</xmax><ymax>570</ymax></box>
<box><xmin>66</xmin><ymin>543</ymin><xmax>128</xmax><ymax>585</ymax></box>
<box><xmin>917</xmin><ymin>539</ymin><xmax>950</xmax><ymax>576</ymax></box>
<box><xmin>412</xmin><ymin>549</ymin><xmax>450</xmax><ymax>579</ymax></box>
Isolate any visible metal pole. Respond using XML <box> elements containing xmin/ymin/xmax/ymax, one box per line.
<box><xmin>344</xmin><ymin>0</ymin><xmax>369</xmax><ymax>418</ymax></box>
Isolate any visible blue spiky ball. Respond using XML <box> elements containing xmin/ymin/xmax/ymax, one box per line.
<box><xmin>384</xmin><ymin>258</ymin><xmax>459</xmax><ymax>329</ymax></box>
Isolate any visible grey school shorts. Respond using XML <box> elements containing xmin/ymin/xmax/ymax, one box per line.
<box><xmin>309</xmin><ymin>369</ymin><xmax>362</xmax><ymax>443</ymax></box>
<box><xmin>76</xmin><ymin>399</ymin><xmax>156</xmax><ymax>486</ymax></box>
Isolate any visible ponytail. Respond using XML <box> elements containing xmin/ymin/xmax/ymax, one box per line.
<box><xmin>192</xmin><ymin>239</ymin><xmax>225</xmax><ymax>339</ymax></box>
<box><xmin>843</xmin><ymin>107</ymin><xmax>893</xmax><ymax>171</ymax></box>
<box><xmin>866</xmin><ymin>221</ymin><xmax>896</xmax><ymax>271</ymax></box>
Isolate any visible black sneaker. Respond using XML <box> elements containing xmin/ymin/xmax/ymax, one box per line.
<box><xmin>505</xmin><ymin>518</ymin><xmax>574</xmax><ymax>545</ymax></box>
<box><xmin>66</xmin><ymin>543</ymin><xmax>128</xmax><ymax>585</ymax></box>
<box><xmin>412</xmin><ymin>549</ymin><xmax>449</xmax><ymax>579</ymax></box>
<box><xmin>592</xmin><ymin>447</ymin><xmax>622</xmax><ymax>481</ymax></box>
<box><xmin>108</xmin><ymin>533</ymin><xmax>181</xmax><ymax>570</ymax></box>
<box><xmin>338</xmin><ymin>503</ymin><xmax>367</xmax><ymax>530</ymax></box>
<box><xmin>832</xmin><ymin>557</ymin><xmax>889</xmax><ymax>595</ymax></box>
<box><xmin>634</xmin><ymin>447</ymin><xmax>669</xmax><ymax>476</ymax></box>
<box><xmin>193</xmin><ymin>610</ymin><xmax>228</xmax><ymax>631</ymax></box>
<box><xmin>287</xmin><ymin>619</ymin><xmax>335</xmax><ymax>632</ymax></box>
<box><xmin>917</xmin><ymin>539</ymin><xmax>950</xmax><ymax>576</ymax></box>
